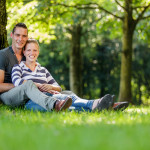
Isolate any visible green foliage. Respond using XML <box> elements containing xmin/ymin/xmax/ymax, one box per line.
<box><xmin>82</xmin><ymin>38</ymin><xmax>121</xmax><ymax>99</ymax></box>
<box><xmin>7</xmin><ymin>0</ymin><xmax>56</xmax><ymax>43</ymax></box>
<box><xmin>0</xmin><ymin>106</ymin><xmax>150</xmax><ymax>150</ymax></box>
<box><xmin>132</xmin><ymin>44</ymin><xmax>150</xmax><ymax>105</ymax></box>
<box><xmin>135</xmin><ymin>19</ymin><xmax>150</xmax><ymax>44</ymax></box>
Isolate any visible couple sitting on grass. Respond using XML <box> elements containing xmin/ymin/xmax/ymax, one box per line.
<box><xmin>0</xmin><ymin>23</ymin><xmax>128</xmax><ymax>112</ymax></box>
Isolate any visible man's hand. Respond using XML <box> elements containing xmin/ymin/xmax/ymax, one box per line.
<box><xmin>48</xmin><ymin>90</ymin><xmax>60</xmax><ymax>94</ymax></box>
<box><xmin>34</xmin><ymin>82</ymin><xmax>43</xmax><ymax>88</ymax></box>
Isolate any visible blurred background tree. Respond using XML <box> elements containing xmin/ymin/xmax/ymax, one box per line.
<box><xmin>3</xmin><ymin>0</ymin><xmax>150</xmax><ymax>104</ymax></box>
<box><xmin>0</xmin><ymin>0</ymin><xmax>8</xmax><ymax>49</ymax></box>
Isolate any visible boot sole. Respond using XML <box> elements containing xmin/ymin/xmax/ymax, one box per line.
<box><xmin>113</xmin><ymin>102</ymin><xmax>129</xmax><ymax>111</ymax></box>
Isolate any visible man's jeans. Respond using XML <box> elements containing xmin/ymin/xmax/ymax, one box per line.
<box><xmin>25</xmin><ymin>91</ymin><xmax>94</xmax><ymax>112</ymax></box>
<box><xmin>0</xmin><ymin>80</ymin><xmax>57</xmax><ymax>111</ymax></box>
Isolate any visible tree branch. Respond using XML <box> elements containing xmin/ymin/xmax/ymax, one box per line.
<box><xmin>53</xmin><ymin>2</ymin><xmax>124</xmax><ymax>20</ymax></box>
<box><xmin>133</xmin><ymin>5</ymin><xmax>150</xmax><ymax>9</ymax></box>
<box><xmin>114</xmin><ymin>0</ymin><xmax>126</xmax><ymax>11</ymax></box>
<box><xmin>97</xmin><ymin>5</ymin><xmax>123</xmax><ymax>20</ymax></box>
<box><xmin>141</xmin><ymin>14</ymin><xmax>150</xmax><ymax>20</ymax></box>
<box><xmin>58</xmin><ymin>10</ymin><xmax>76</xmax><ymax>16</ymax></box>
<box><xmin>135</xmin><ymin>3</ymin><xmax>150</xmax><ymax>24</ymax></box>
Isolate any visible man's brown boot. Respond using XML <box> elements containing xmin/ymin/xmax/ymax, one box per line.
<box><xmin>54</xmin><ymin>97</ymin><xmax>72</xmax><ymax>112</ymax></box>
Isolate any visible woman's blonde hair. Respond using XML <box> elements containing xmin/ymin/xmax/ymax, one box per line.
<box><xmin>25</xmin><ymin>38</ymin><xmax>40</xmax><ymax>50</ymax></box>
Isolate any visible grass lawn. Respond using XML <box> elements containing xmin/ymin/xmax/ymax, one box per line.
<box><xmin>0</xmin><ymin>105</ymin><xmax>150</xmax><ymax>150</ymax></box>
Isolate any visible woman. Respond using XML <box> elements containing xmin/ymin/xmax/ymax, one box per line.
<box><xmin>11</xmin><ymin>38</ymin><xmax>72</xmax><ymax>112</ymax></box>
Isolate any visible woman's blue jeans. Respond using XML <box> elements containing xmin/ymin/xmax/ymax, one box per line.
<box><xmin>25</xmin><ymin>92</ymin><xmax>94</xmax><ymax>112</ymax></box>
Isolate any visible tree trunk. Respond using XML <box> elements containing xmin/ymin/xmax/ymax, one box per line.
<box><xmin>118</xmin><ymin>1</ymin><xmax>136</xmax><ymax>102</ymax></box>
<box><xmin>70</xmin><ymin>24</ymin><xmax>83</xmax><ymax>97</ymax></box>
<box><xmin>138</xmin><ymin>79</ymin><xmax>142</xmax><ymax>105</ymax></box>
<box><xmin>0</xmin><ymin>0</ymin><xmax>8</xmax><ymax>50</ymax></box>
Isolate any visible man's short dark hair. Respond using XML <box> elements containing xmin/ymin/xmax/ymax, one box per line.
<box><xmin>12</xmin><ymin>23</ymin><xmax>28</xmax><ymax>33</ymax></box>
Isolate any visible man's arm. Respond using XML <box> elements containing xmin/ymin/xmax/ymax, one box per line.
<box><xmin>0</xmin><ymin>70</ymin><xmax>14</xmax><ymax>93</ymax></box>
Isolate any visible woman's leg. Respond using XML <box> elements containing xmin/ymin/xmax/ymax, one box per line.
<box><xmin>53</xmin><ymin>93</ymin><xmax>94</xmax><ymax>111</ymax></box>
<box><xmin>25</xmin><ymin>93</ymin><xmax>53</xmax><ymax>111</ymax></box>
<box><xmin>55</xmin><ymin>91</ymin><xmax>114</xmax><ymax>112</ymax></box>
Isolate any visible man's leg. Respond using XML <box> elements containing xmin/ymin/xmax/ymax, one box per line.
<box><xmin>0</xmin><ymin>80</ymin><xmax>56</xmax><ymax>111</ymax></box>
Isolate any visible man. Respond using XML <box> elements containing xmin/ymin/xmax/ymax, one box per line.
<box><xmin>0</xmin><ymin>23</ymin><xmax>128</xmax><ymax>112</ymax></box>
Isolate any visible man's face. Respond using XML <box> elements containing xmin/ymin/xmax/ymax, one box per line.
<box><xmin>11</xmin><ymin>27</ymin><xmax>28</xmax><ymax>50</ymax></box>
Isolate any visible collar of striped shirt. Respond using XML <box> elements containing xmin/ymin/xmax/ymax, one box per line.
<box><xmin>19</xmin><ymin>61</ymin><xmax>41</xmax><ymax>70</ymax></box>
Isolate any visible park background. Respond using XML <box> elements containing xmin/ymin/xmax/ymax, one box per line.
<box><xmin>1</xmin><ymin>1</ymin><xmax>150</xmax><ymax>150</ymax></box>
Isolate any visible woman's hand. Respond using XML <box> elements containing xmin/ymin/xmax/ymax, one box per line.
<box><xmin>34</xmin><ymin>83</ymin><xmax>61</xmax><ymax>93</ymax></box>
<box><xmin>38</xmin><ymin>84</ymin><xmax>53</xmax><ymax>92</ymax></box>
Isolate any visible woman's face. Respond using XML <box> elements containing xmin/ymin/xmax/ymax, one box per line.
<box><xmin>23</xmin><ymin>43</ymin><xmax>39</xmax><ymax>63</ymax></box>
